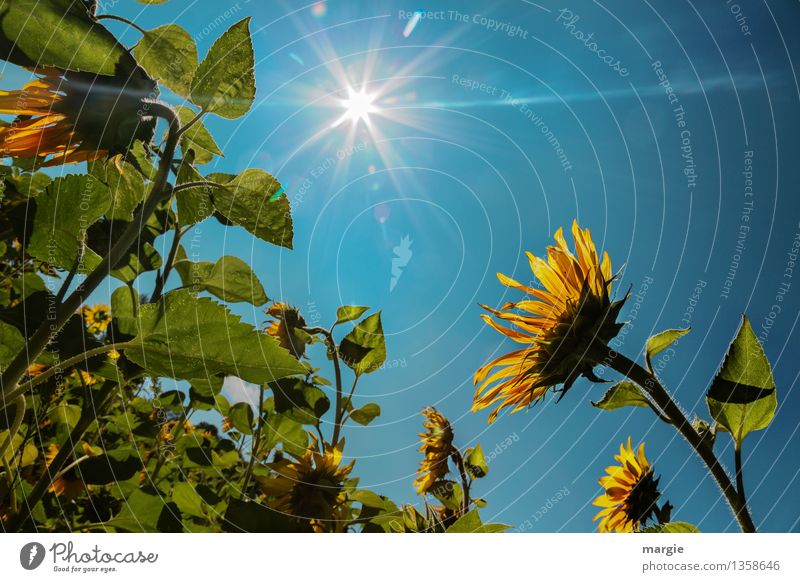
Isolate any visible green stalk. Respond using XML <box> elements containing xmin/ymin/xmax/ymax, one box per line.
<box><xmin>594</xmin><ymin>343</ymin><xmax>756</xmax><ymax>532</ymax></box>
<box><xmin>0</xmin><ymin>102</ymin><xmax>179</xmax><ymax>401</ymax></box>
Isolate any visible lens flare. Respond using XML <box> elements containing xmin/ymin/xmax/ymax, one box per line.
<box><xmin>332</xmin><ymin>86</ymin><xmax>377</xmax><ymax>127</ymax></box>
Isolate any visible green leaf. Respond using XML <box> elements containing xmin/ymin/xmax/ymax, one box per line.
<box><xmin>79</xmin><ymin>448</ymin><xmax>142</xmax><ymax>485</ymax></box>
<box><xmin>111</xmin><ymin>286</ymin><xmax>140</xmax><ymax>337</ymax></box>
<box><xmin>348</xmin><ymin>489</ymin><xmax>387</xmax><ymax>508</ymax></box>
<box><xmin>173</xmin><ymin>245</ymin><xmax>213</xmax><ymax>286</ymax></box>
<box><xmin>135</xmin><ymin>24</ymin><xmax>197</xmax><ymax>98</ymax></box>
<box><xmin>263</xmin><ymin>413</ymin><xmax>308</xmax><ymax>456</ymax></box>
<box><xmin>0</xmin><ymin>0</ymin><xmax>142</xmax><ymax>76</ymax></box>
<box><xmin>48</xmin><ymin>403</ymin><xmax>81</xmax><ymax>428</ymax></box>
<box><xmin>465</xmin><ymin>444</ymin><xmax>488</xmax><ymax>478</ymax></box>
<box><xmin>171</xmin><ymin>482</ymin><xmax>206</xmax><ymax>519</ymax></box>
<box><xmin>335</xmin><ymin>306</ymin><xmax>370</xmax><ymax>325</ymax></box>
<box><xmin>125</xmin><ymin>290</ymin><xmax>305</xmax><ymax>384</ymax></box>
<box><xmin>91</xmin><ymin>158</ymin><xmax>146</xmax><ymax>222</ymax></box>
<box><xmin>706</xmin><ymin>315</ymin><xmax>777</xmax><ymax>446</ymax></box>
<box><xmin>111</xmin><ymin>242</ymin><xmax>162</xmax><ymax>283</ymax></box>
<box><xmin>228</xmin><ymin>402</ymin><xmax>255</xmax><ymax>435</ymax></box>
<box><xmin>641</xmin><ymin>522</ymin><xmax>700</xmax><ymax>533</ymax></box>
<box><xmin>222</xmin><ymin>498</ymin><xmax>311</xmax><ymax>532</ymax></box>
<box><xmin>592</xmin><ymin>381</ymin><xmax>651</xmax><ymax>411</ymax></box>
<box><xmin>446</xmin><ymin>509</ymin><xmax>510</xmax><ymax>533</ymax></box>
<box><xmin>212</xmin><ymin>169</ymin><xmax>293</xmax><ymax>249</ymax></box>
<box><xmin>646</xmin><ymin>328</ymin><xmax>690</xmax><ymax>369</ymax></box>
<box><xmin>190</xmin><ymin>18</ymin><xmax>255</xmax><ymax>119</ymax></box>
<box><xmin>177</xmin><ymin>106</ymin><xmax>223</xmax><ymax>164</ymax></box>
<box><xmin>199</xmin><ymin>256</ymin><xmax>269</xmax><ymax>305</ymax></box>
<box><xmin>189</xmin><ymin>375</ymin><xmax>224</xmax><ymax>410</ymax></box>
<box><xmin>429</xmin><ymin>480</ymin><xmax>463</xmax><ymax>511</ymax></box>
<box><xmin>339</xmin><ymin>312</ymin><xmax>386</xmax><ymax>376</ymax></box>
<box><xmin>28</xmin><ymin>175</ymin><xmax>110</xmax><ymax>272</ymax></box>
<box><xmin>174</xmin><ymin>247</ymin><xmax>267</xmax><ymax>305</ymax></box>
<box><xmin>106</xmin><ymin>489</ymin><xmax>182</xmax><ymax>532</ymax></box>
<box><xmin>0</xmin><ymin>321</ymin><xmax>24</xmax><ymax>372</ymax></box>
<box><xmin>271</xmin><ymin>378</ymin><xmax>330</xmax><ymax>425</ymax></box>
<box><xmin>349</xmin><ymin>402</ymin><xmax>381</xmax><ymax>426</ymax></box>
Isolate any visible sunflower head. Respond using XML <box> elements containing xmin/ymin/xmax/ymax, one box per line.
<box><xmin>25</xmin><ymin>363</ymin><xmax>47</xmax><ymax>377</ymax></box>
<box><xmin>70</xmin><ymin>369</ymin><xmax>97</xmax><ymax>386</ymax></box>
<box><xmin>474</xmin><ymin>220</ymin><xmax>626</xmax><ymax>423</ymax></box>
<box><xmin>413</xmin><ymin>407</ymin><xmax>455</xmax><ymax>495</ymax></box>
<box><xmin>257</xmin><ymin>437</ymin><xmax>355</xmax><ymax>531</ymax></box>
<box><xmin>82</xmin><ymin>304</ymin><xmax>111</xmax><ymax>335</ymax></box>
<box><xmin>264</xmin><ymin>302</ymin><xmax>309</xmax><ymax>359</ymax></box>
<box><xmin>593</xmin><ymin>438</ymin><xmax>663</xmax><ymax>533</ymax></box>
<box><xmin>44</xmin><ymin>444</ymin><xmax>87</xmax><ymax>500</ymax></box>
<box><xmin>0</xmin><ymin>68</ymin><xmax>156</xmax><ymax>167</ymax></box>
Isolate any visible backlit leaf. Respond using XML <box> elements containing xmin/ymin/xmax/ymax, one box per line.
<box><xmin>190</xmin><ymin>18</ymin><xmax>255</xmax><ymax>118</ymax></box>
<box><xmin>125</xmin><ymin>290</ymin><xmax>304</xmax><ymax>384</ymax></box>
<box><xmin>592</xmin><ymin>381</ymin><xmax>651</xmax><ymax>411</ymax></box>
<box><xmin>706</xmin><ymin>315</ymin><xmax>777</xmax><ymax>446</ymax></box>
<box><xmin>135</xmin><ymin>24</ymin><xmax>197</xmax><ymax>98</ymax></box>
<box><xmin>339</xmin><ymin>312</ymin><xmax>385</xmax><ymax>376</ymax></box>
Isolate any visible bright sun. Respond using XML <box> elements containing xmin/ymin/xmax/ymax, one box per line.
<box><xmin>333</xmin><ymin>86</ymin><xmax>377</xmax><ymax>127</ymax></box>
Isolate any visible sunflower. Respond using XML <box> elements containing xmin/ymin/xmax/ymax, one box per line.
<box><xmin>25</xmin><ymin>362</ymin><xmax>47</xmax><ymax>377</ymax></box>
<box><xmin>44</xmin><ymin>443</ymin><xmax>95</xmax><ymax>500</ymax></box>
<box><xmin>473</xmin><ymin>220</ymin><xmax>626</xmax><ymax>423</ymax></box>
<box><xmin>0</xmin><ymin>68</ymin><xmax>156</xmax><ymax>167</ymax></box>
<box><xmin>593</xmin><ymin>438</ymin><xmax>663</xmax><ymax>533</ymax></box>
<box><xmin>256</xmin><ymin>437</ymin><xmax>354</xmax><ymax>531</ymax></box>
<box><xmin>413</xmin><ymin>407</ymin><xmax>455</xmax><ymax>495</ymax></box>
<box><xmin>82</xmin><ymin>304</ymin><xmax>112</xmax><ymax>334</ymax></box>
<box><xmin>70</xmin><ymin>369</ymin><xmax>97</xmax><ymax>386</ymax></box>
<box><xmin>264</xmin><ymin>302</ymin><xmax>308</xmax><ymax>359</ymax></box>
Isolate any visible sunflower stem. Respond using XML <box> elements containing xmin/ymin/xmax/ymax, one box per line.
<box><xmin>0</xmin><ymin>102</ymin><xmax>180</xmax><ymax>402</ymax></box>
<box><xmin>2</xmin><ymin>343</ymin><xmax>131</xmax><ymax>407</ymax></box>
<box><xmin>8</xmin><ymin>381</ymin><xmax>118</xmax><ymax>531</ymax></box>
<box><xmin>95</xmin><ymin>14</ymin><xmax>147</xmax><ymax>35</ymax></box>
<box><xmin>734</xmin><ymin>445</ymin><xmax>747</xmax><ymax>512</ymax></box>
<box><xmin>594</xmin><ymin>343</ymin><xmax>756</xmax><ymax>533</ymax></box>
<box><xmin>0</xmin><ymin>396</ymin><xmax>25</xmax><ymax>462</ymax></box>
<box><xmin>240</xmin><ymin>383</ymin><xmax>266</xmax><ymax>496</ymax></box>
<box><xmin>451</xmin><ymin>448</ymin><xmax>472</xmax><ymax>516</ymax></box>
<box><xmin>303</xmin><ymin>327</ymin><xmax>344</xmax><ymax>446</ymax></box>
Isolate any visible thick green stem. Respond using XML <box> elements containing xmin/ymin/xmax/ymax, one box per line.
<box><xmin>735</xmin><ymin>445</ymin><xmax>747</xmax><ymax>511</ymax></box>
<box><xmin>0</xmin><ymin>102</ymin><xmax>179</xmax><ymax>401</ymax></box>
<box><xmin>2</xmin><ymin>343</ymin><xmax>131</xmax><ymax>406</ymax></box>
<box><xmin>8</xmin><ymin>381</ymin><xmax>118</xmax><ymax>531</ymax></box>
<box><xmin>595</xmin><ymin>344</ymin><xmax>756</xmax><ymax>532</ymax></box>
<box><xmin>303</xmin><ymin>327</ymin><xmax>344</xmax><ymax>446</ymax></box>
<box><xmin>240</xmin><ymin>384</ymin><xmax>266</xmax><ymax>495</ymax></box>
<box><xmin>0</xmin><ymin>396</ymin><xmax>25</xmax><ymax>461</ymax></box>
<box><xmin>451</xmin><ymin>449</ymin><xmax>472</xmax><ymax>516</ymax></box>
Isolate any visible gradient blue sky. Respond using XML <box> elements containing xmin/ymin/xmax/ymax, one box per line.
<box><xmin>9</xmin><ymin>0</ymin><xmax>800</xmax><ymax>532</ymax></box>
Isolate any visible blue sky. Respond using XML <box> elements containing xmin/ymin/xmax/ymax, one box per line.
<box><xmin>7</xmin><ymin>0</ymin><xmax>800</xmax><ymax>532</ymax></box>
